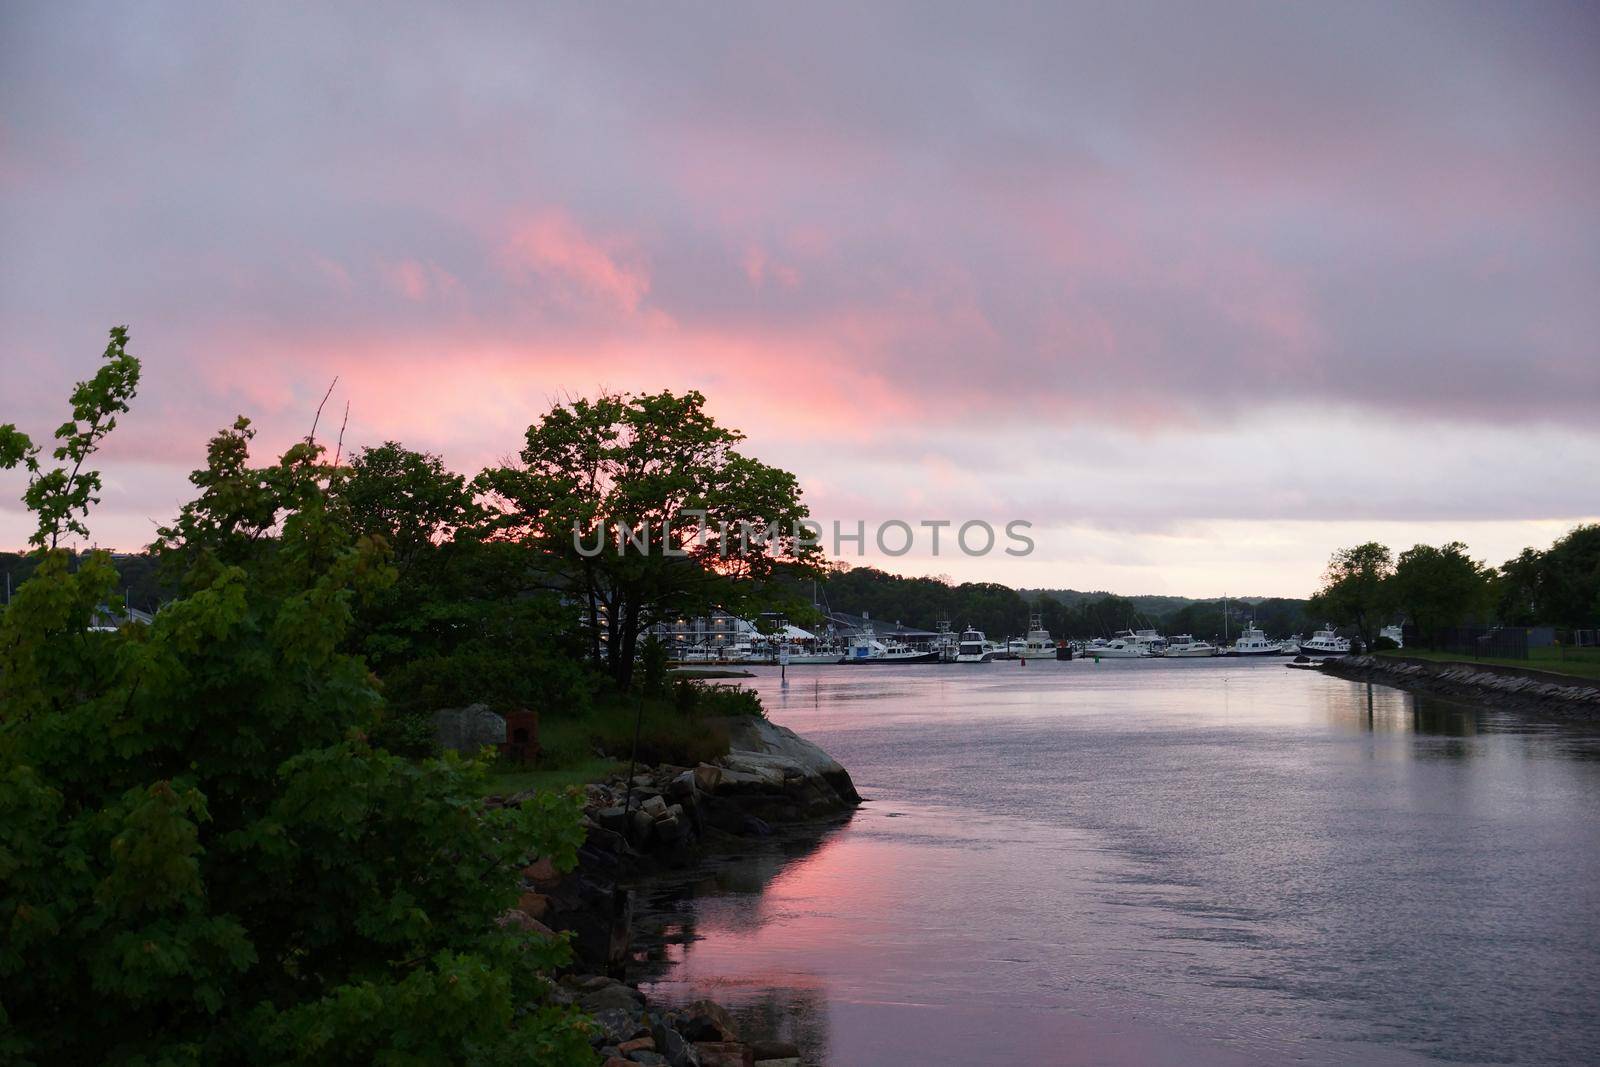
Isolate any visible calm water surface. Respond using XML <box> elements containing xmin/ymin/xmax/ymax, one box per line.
<box><xmin>636</xmin><ymin>659</ymin><xmax>1600</xmax><ymax>1066</ymax></box>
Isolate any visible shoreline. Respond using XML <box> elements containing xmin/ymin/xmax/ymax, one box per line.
<box><xmin>1320</xmin><ymin>654</ymin><xmax>1600</xmax><ymax>719</ymax></box>
<box><xmin>493</xmin><ymin>716</ymin><xmax>860</xmax><ymax>1066</ymax></box>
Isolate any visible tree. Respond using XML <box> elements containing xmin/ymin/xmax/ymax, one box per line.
<box><xmin>329</xmin><ymin>443</ymin><xmax>478</xmax><ymax>574</ymax></box>
<box><xmin>1537</xmin><ymin>524</ymin><xmax>1600</xmax><ymax>627</ymax></box>
<box><xmin>476</xmin><ymin>390</ymin><xmax>821</xmax><ymax>687</ymax></box>
<box><xmin>1310</xmin><ymin>542</ymin><xmax>1394</xmax><ymax>652</ymax></box>
<box><xmin>1</xmin><ymin>330</ymin><xmax>592</xmax><ymax>1065</ymax></box>
<box><xmin>1390</xmin><ymin>542</ymin><xmax>1492</xmax><ymax>645</ymax></box>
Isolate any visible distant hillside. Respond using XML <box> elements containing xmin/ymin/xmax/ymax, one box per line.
<box><xmin>1021</xmin><ymin>589</ymin><xmax>1275</xmax><ymax>616</ymax></box>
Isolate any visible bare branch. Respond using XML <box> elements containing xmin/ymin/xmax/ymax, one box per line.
<box><xmin>308</xmin><ymin>377</ymin><xmax>339</xmax><ymax>445</ymax></box>
<box><xmin>333</xmin><ymin>400</ymin><xmax>351</xmax><ymax>466</ymax></box>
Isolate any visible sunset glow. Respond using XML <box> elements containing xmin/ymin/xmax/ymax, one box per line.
<box><xmin>3</xmin><ymin>3</ymin><xmax>1597</xmax><ymax>594</ymax></box>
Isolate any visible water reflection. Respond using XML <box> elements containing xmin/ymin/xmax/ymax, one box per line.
<box><xmin>638</xmin><ymin>662</ymin><xmax>1600</xmax><ymax>1065</ymax></box>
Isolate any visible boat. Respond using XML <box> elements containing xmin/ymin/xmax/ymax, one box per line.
<box><xmin>932</xmin><ymin>620</ymin><xmax>960</xmax><ymax>663</ymax></box>
<box><xmin>1020</xmin><ymin>614</ymin><xmax>1057</xmax><ymax>660</ymax></box>
<box><xmin>1164</xmin><ymin>635</ymin><xmax>1219</xmax><ymax>657</ymax></box>
<box><xmin>1126</xmin><ymin>628</ymin><xmax>1168</xmax><ymax>655</ymax></box>
<box><xmin>955</xmin><ymin>627</ymin><xmax>999</xmax><ymax>663</ymax></box>
<box><xmin>1298</xmin><ymin>625</ymin><xmax>1352</xmax><ymax>657</ymax></box>
<box><xmin>1085</xmin><ymin>635</ymin><xmax>1150</xmax><ymax>658</ymax></box>
<box><xmin>843</xmin><ymin>622</ymin><xmax>940</xmax><ymax>664</ymax></box>
<box><xmin>1225</xmin><ymin>625</ymin><xmax>1284</xmax><ymax>656</ymax></box>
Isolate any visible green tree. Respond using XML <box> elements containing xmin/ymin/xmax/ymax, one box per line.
<box><xmin>477</xmin><ymin>390</ymin><xmax>821</xmax><ymax>687</ymax></box>
<box><xmin>1390</xmin><ymin>541</ymin><xmax>1492</xmax><ymax>644</ymax></box>
<box><xmin>1537</xmin><ymin>524</ymin><xmax>1600</xmax><ymax>627</ymax></box>
<box><xmin>1</xmin><ymin>331</ymin><xmax>592</xmax><ymax>1065</ymax></box>
<box><xmin>1310</xmin><ymin>541</ymin><xmax>1394</xmax><ymax>652</ymax></box>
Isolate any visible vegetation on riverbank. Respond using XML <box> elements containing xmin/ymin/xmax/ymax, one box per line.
<box><xmin>1377</xmin><ymin>647</ymin><xmax>1600</xmax><ymax>682</ymax></box>
<box><xmin>0</xmin><ymin>329</ymin><xmax>800</xmax><ymax>1065</ymax></box>
<box><xmin>1312</xmin><ymin>529</ymin><xmax>1598</xmax><ymax>653</ymax></box>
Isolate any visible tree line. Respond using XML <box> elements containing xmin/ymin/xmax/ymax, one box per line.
<box><xmin>1311</xmin><ymin>527</ymin><xmax>1600</xmax><ymax>652</ymax></box>
<box><xmin>0</xmin><ymin>329</ymin><xmax>817</xmax><ymax>1064</ymax></box>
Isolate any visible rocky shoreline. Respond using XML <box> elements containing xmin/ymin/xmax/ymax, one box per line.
<box><xmin>489</xmin><ymin>716</ymin><xmax>861</xmax><ymax>1067</ymax></box>
<box><xmin>1320</xmin><ymin>654</ymin><xmax>1600</xmax><ymax>719</ymax></box>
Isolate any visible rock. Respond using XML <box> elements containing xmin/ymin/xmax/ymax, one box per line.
<box><xmin>693</xmin><ymin>763</ymin><xmax>724</xmax><ymax>793</ymax></box>
<box><xmin>692</xmin><ymin>1042</ymin><xmax>753</xmax><ymax>1067</ymax></box>
<box><xmin>641</xmin><ymin>794</ymin><xmax>669</xmax><ymax>818</ymax></box>
<box><xmin>753</xmin><ymin>1059</ymin><xmax>799</xmax><ymax>1067</ymax></box>
<box><xmin>651</xmin><ymin>1022</ymin><xmax>697</xmax><ymax>1067</ymax></box>
<box><xmin>590</xmin><ymin>1006</ymin><xmax>648</xmax><ymax>1044</ymax></box>
<box><xmin>667</xmin><ymin>770</ymin><xmax>698</xmax><ymax>799</ymax></box>
<box><xmin>596</xmin><ymin>805</ymin><xmax>632</xmax><ymax>834</ymax></box>
<box><xmin>628</xmin><ymin>1053</ymin><xmax>669</xmax><ymax>1066</ymax></box>
<box><xmin>654</xmin><ymin>814</ymin><xmax>685</xmax><ymax>844</ymax></box>
<box><xmin>722</xmin><ymin>718</ymin><xmax>862</xmax><ymax>808</ymax></box>
<box><xmin>431</xmin><ymin>703</ymin><xmax>505</xmax><ymax>754</ymax></box>
<box><xmin>630</xmin><ymin>807</ymin><xmax>656</xmax><ymax>843</ymax></box>
<box><xmin>523</xmin><ymin>856</ymin><xmax>558</xmax><ymax>884</ymax></box>
<box><xmin>749</xmin><ymin>1040</ymin><xmax>800</xmax><ymax>1060</ymax></box>
<box><xmin>515</xmin><ymin>891</ymin><xmax>551</xmax><ymax>919</ymax></box>
<box><xmin>574</xmin><ymin>976</ymin><xmax>646</xmax><ymax>1014</ymax></box>
<box><xmin>741</xmin><ymin>815</ymin><xmax>772</xmax><ymax>837</ymax></box>
<box><xmin>680</xmin><ymin>999</ymin><xmax>739</xmax><ymax>1042</ymax></box>
<box><xmin>604</xmin><ymin>1058</ymin><xmax>632</xmax><ymax>1067</ymax></box>
<box><xmin>494</xmin><ymin>909</ymin><xmax>554</xmax><ymax>937</ymax></box>
<box><xmin>618</xmin><ymin>1036</ymin><xmax>655</xmax><ymax>1053</ymax></box>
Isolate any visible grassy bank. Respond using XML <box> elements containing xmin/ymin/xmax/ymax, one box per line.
<box><xmin>478</xmin><ymin>683</ymin><xmax>762</xmax><ymax>796</ymax></box>
<box><xmin>1377</xmin><ymin>647</ymin><xmax>1600</xmax><ymax>682</ymax></box>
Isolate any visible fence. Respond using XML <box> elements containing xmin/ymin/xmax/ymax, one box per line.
<box><xmin>1427</xmin><ymin>627</ymin><xmax>1530</xmax><ymax>660</ymax></box>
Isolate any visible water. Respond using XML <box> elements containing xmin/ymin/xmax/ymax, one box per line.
<box><xmin>635</xmin><ymin>659</ymin><xmax>1600</xmax><ymax>1066</ymax></box>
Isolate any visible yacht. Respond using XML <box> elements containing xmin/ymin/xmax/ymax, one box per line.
<box><xmin>772</xmin><ymin>643</ymin><xmax>845</xmax><ymax>665</ymax></box>
<box><xmin>1225</xmin><ymin>625</ymin><xmax>1283</xmax><ymax>656</ymax></box>
<box><xmin>843</xmin><ymin>622</ymin><xmax>939</xmax><ymax>663</ymax></box>
<box><xmin>1020</xmin><ymin>614</ymin><xmax>1057</xmax><ymax>660</ymax></box>
<box><xmin>955</xmin><ymin>627</ymin><xmax>999</xmax><ymax>663</ymax></box>
<box><xmin>1298</xmin><ymin>625</ymin><xmax>1352</xmax><ymax>657</ymax></box>
<box><xmin>1164</xmin><ymin>634</ymin><xmax>1219</xmax><ymax>657</ymax></box>
<box><xmin>1086</xmin><ymin>635</ymin><xmax>1151</xmax><ymax>658</ymax></box>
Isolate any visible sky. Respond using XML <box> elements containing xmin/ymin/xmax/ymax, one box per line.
<box><xmin>2</xmin><ymin>2</ymin><xmax>1597</xmax><ymax>597</ymax></box>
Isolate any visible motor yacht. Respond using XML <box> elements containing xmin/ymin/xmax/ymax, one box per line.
<box><xmin>1164</xmin><ymin>635</ymin><xmax>1219</xmax><ymax>657</ymax></box>
<box><xmin>1298</xmin><ymin>625</ymin><xmax>1352</xmax><ymax>657</ymax></box>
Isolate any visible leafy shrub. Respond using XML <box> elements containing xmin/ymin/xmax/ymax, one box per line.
<box><xmin>0</xmin><ymin>332</ymin><xmax>593</xmax><ymax>1065</ymax></box>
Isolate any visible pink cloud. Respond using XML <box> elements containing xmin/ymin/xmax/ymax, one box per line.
<box><xmin>499</xmin><ymin>211</ymin><xmax>650</xmax><ymax>312</ymax></box>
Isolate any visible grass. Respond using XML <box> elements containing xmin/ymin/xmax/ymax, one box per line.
<box><xmin>478</xmin><ymin>758</ymin><xmax>623</xmax><ymax>797</ymax></box>
<box><xmin>1377</xmin><ymin>646</ymin><xmax>1600</xmax><ymax>682</ymax></box>
<box><xmin>477</xmin><ymin>682</ymin><xmax>763</xmax><ymax>796</ymax></box>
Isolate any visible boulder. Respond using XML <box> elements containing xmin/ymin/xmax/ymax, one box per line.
<box><xmin>680</xmin><ymin>999</ymin><xmax>739</xmax><ymax>1042</ymax></box>
<box><xmin>431</xmin><ymin>703</ymin><xmax>506</xmax><ymax>754</ymax></box>
<box><xmin>627</xmin><ymin>1053</ymin><xmax>669</xmax><ymax>1066</ymax></box>
<box><xmin>590</xmin><ymin>1006</ymin><xmax>648</xmax><ymax>1044</ymax></box>
<box><xmin>523</xmin><ymin>856</ymin><xmax>558</xmax><ymax>884</ymax></box>
<box><xmin>692</xmin><ymin>763</ymin><xmax>724</xmax><ymax>793</ymax></box>
<box><xmin>494</xmin><ymin>909</ymin><xmax>554</xmax><ymax>937</ymax></box>
<box><xmin>692</xmin><ymin>1042</ymin><xmax>753</xmax><ymax>1067</ymax></box>
<box><xmin>596</xmin><ymin>805</ymin><xmax>632</xmax><ymax>835</ymax></box>
<box><xmin>641</xmin><ymin>794</ymin><xmax>669</xmax><ymax>818</ymax></box>
<box><xmin>514</xmin><ymin>891</ymin><xmax>551</xmax><ymax>919</ymax></box>
<box><xmin>651</xmin><ymin>1021</ymin><xmax>696</xmax><ymax>1067</ymax></box>
<box><xmin>618</xmin><ymin>1036</ymin><xmax>655</xmax><ymax>1053</ymax></box>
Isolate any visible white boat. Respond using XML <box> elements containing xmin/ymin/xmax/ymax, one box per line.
<box><xmin>843</xmin><ymin>623</ymin><xmax>939</xmax><ymax>664</ymax></box>
<box><xmin>1126</xmin><ymin>628</ymin><xmax>1168</xmax><ymax>655</ymax></box>
<box><xmin>1020</xmin><ymin>614</ymin><xmax>1057</xmax><ymax>660</ymax></box>
<box><xmin>1086</xmin><ymin>635</ymin><xmax>1151</xmax><ymax>658</ymax></box>
<box><xmin>1226</xmin><ymin>625</ymin><xmax>1284</xmax><ymax>656</ymax></box>
<box><xmin>1298</xmin><ymin>625</ymin><xmax>1352</xmax><ymax>657</ymax></box>
<box><xmin>955</xmin><ymin>627</ymin><xmax>999</xmax><ymax>663</ymax></box>
<box><xmin>1164</xmin><ymin>634</ymin><xmax>1219</xmax><ymax>657</ymax></box>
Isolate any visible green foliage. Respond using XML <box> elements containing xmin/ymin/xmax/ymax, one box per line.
<box><xmin>0</xmin><ymin>336</ymin><xmax>592</xmax><ymax>1066</ymax></box>
<box><xmin>639</xmin><ymin>635</ymin><xmax>669</xmax><ymax>697</ymax></box>
<box><xmin>0</xmin><ymin>326</ymin><xmax>140</xmax><ymax>549</ymax></box>
<box><xmin>476</xmin><ymin>390</ymin><xmax>821</xmax><ymax>687</ymax></box>
<box><xmin>1390</xmin><ymin>541</ymin><xmax>1493</xmax><ymax>642</ymax></box>
<box><xmin>1310</xmin><ymin>541</ymin><xmax>1395</xmax><ymax>651</ymax></box>
<box><xmin>1499</xmin><ymin>524</ymin><xmax>1600</xmax><ymax>628</ymax></box>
